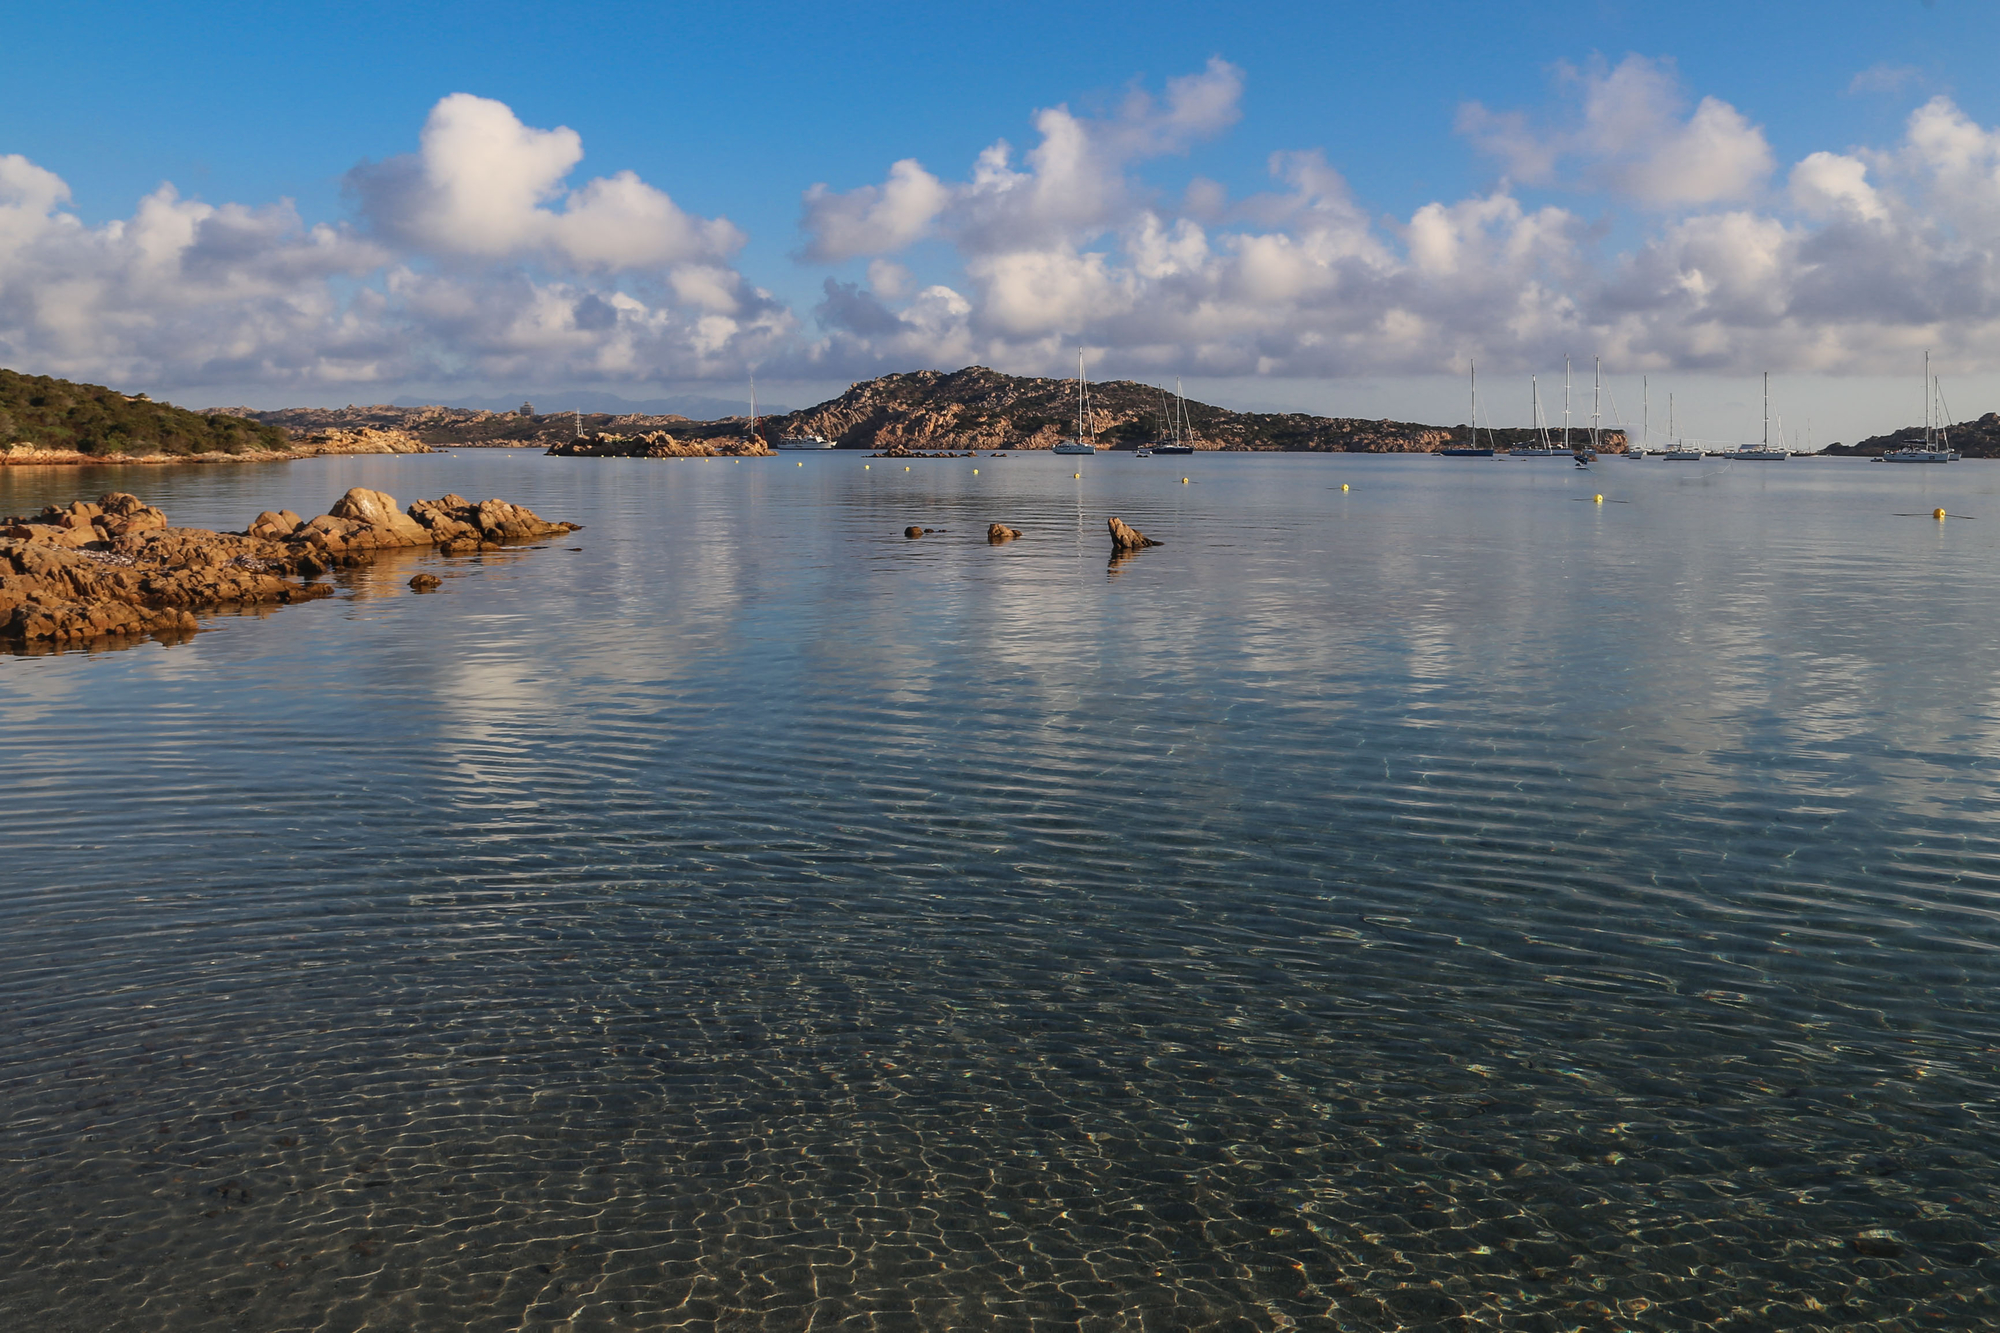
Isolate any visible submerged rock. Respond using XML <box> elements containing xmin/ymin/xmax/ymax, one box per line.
<box><xmin>987</xmin><ymin>523</ymin><xmax>1021</xmax><ymax>542</ymax></box>
<box><xmin>409</xmin><ymin>574</ymin><xmax>442</xmax><ymax>591</ymax></box>
<box><xmin>1</xmin><ymin>488</ymin><xmax>577</xmax><ymax>647</ymax></box>
<box><xmin>1107</xmin><ymin>516</ymin><xmax>1161</xmax><ymax>551</ymax></box>
<box><xmin>905</xmin><ymin>526</ymin><xmax>926</xmax><ymax>539</ymax></box>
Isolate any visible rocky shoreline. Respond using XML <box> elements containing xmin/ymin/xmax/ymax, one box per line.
<box><xmin>545</xmin><ymin>432</ymin><xmax>771</xmax><ymax>458</ymax></box>
<box><xmin>1</xmin><ymin>428</ymin><xmax>435</xmax><ymax>467</ymax></box>
<box><xmin>1</xmin><ymin>488</ymin><xmax>576</xmax><ymax>648</ymax></box>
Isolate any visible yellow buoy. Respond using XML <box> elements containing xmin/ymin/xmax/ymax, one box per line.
<box><xmin>1181</xmin><ymin>477</ymin><xmax>1189</xmax><ymax>484</ymax></box>
<box><xmin>1340</xmin><ymin>483</ymin><xmax>1350</xmax><ymax>492</ymax></box>
<box><xmin>1935</xmin><ymin>507</ymin><xmax>1948</xmax><ymax>520</ymax></box>
<box><xmin>1074</xmin><ymin>473</ymin><xmax>1082</xmax><ymax>479</ymax></box>
<box><xmin>905</xmin><ymin>466</ymin><xmax>910</xmax><ymax>471</ymax></box>
<box><xmin>1594</xmin><ymin>493</ymin><xmax>1604</xmax><ymax>504</ymax></box>
<box><xmin>797</xmin><ymin>460</ymin><xmax>803</xmax><ymax>466</ymax></box>
<box><xmin>973</xmin><ymin>469</ymin><xmax>979</xmax><ymax>474</ymax></box>
<box><xmin>864</xmin><ymin>464</ymin><xmax>870</xmax><ymax>469</ymax></box>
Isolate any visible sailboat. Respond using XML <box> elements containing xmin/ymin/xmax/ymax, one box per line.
<box><xmin>1155</xmin><ymin>378</ymin><xmax>1195</xmax><ymax>453</ymax></box>
<box><xmin>1728</xmin><ymin>373</ymin><xmax>1789</xmax><ymax>460</ymax></box>
<box><xmin>1626</xmin><ymin>377</ymin><xmax>1651</xmax><ymax>458</ymax></box>
<box><xmin>1510</xmin><ymin>361</ymin><xmax>1568</xmax><ymax>455</ymax></box>
<box><xmin>1441</xmin><ymin>361</ymin><xmax>1495</xmax><ymax>456</ymax></box>
<box><xmin>1883</xmin><ymin>351</ymin><xmax>1959</xmax><ymax>462</ymax></box>
<box><xmin>1053</xmin><ymin>351</ymin><xmax>1097</xmax><ymax>455</ymax></box>
<box><xmin>1660</xmin><ymin>391</ymin><xmax>1701</xmax><ymax>459</ymax></box>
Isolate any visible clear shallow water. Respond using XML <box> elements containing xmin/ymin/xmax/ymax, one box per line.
<box><xmin>2</xmin><ymin>451</ymin><xmax>1997</xmax><ymax>1331</ymax></box>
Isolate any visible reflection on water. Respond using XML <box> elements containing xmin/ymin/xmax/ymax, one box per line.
<box><xmin>2</xmin><ymin>452</ymin><xmax>1998</xmax><ymax>1329</ymax></box>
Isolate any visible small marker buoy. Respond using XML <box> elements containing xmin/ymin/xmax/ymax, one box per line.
<box><xmin>1340</xmin><ymin>483</ymin><xmax>1350</xmax><ymax>492</ymax></box>
<box><xmin>973</xmin><ymin>469</ymin><xmax>978</xmax><ymax>474</ymax></box>
<box><xmin>1594</xmin><ymin>493</ymin><xmax>1604</xmax><ymax>503</ymax></box>
<box><xmin>1935</xmin><ymin>507</ymin><xmax>1948</xmax><ymax>520</ymax></box>
<box><xmin>905</xmin><ymin>466</ymin><xmax>910</xmax><ymax>471</ymax></box>
<box><xmin>864</xmin><ymin>464</ymin><xmax>870</xmax><ymax>469</ymax></box>
<box><xmin>1181</xmin><ymin>477</ymin><xmax>1189</xmax><ymax>484</ymax></box>
<box><xmin>1073</xmin><ymin>473</ymin><xmax>1082</xmax><ymax>479</ymax></box>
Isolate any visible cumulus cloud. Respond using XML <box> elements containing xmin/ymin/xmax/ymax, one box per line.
<box><xmin>0</xmin><ymin>95</ymin><xmax>788</xmax><ymax>394</ymax></box>
<box><xmin>1459</xmin><ymin>55</ymin><xmax>1773</xmax><ymax>206</ymax></box>
<box><xmin>800</xmin><ymin>56</ymin><xmax>1244</xmax><ymax>266</ymax></box>
<box><xmin>346</xmin><ymin>93</ymin><xmax>743</xmax><ymax>269</ymax></box>
<box><xmin>785</xmin><ymin>63</ymin><xmax>2000</xmax><ymax>383</ymax></box>
<box><xmin>10</xmin><ymin>64</ymin><xmax>2000</xmax><ymax>398</ymax></box>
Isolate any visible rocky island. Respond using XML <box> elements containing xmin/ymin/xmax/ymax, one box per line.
<box><xmin>1820</xmin><ymin>412</ymin><xmax>2000</xmax><ymax>458</ymax></box>
<box><xmin>250</xmin><ymin>368</ymin><xmax>1636</xmax><ymax>457</ymax></box>
<box><xmin>1</xmin><ymin>488</ymin><xmax>577</xmax><ymax>648</ymax></box>
<box><xmin>747</xmin><ymin>367</ymin><xmax>1629</xmax><ymax>454</ymax></box>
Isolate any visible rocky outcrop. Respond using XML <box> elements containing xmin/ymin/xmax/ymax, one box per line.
<box><xmin>546</xmin><ymin>431</ymin><xmax>773</xmax><ymax>458</ymax></box>
<box><xmin>987</xmin><ymin>523</ymin><xmax>1021</xmax><ymax>542</ymax></box>
<box><xmin>289</xmin><ymin>427</ymin><xmax>434</xmax><ymax>456</ymax></box>
<box><xmin>2</xmin><ymin>488</ymin><xmax>578</xmax><ymax>648</ymax></box>
<box><xmin>1108</xmin><ymin>517</ymin><xmax>1160</xmax><ymax>551</ymax></box>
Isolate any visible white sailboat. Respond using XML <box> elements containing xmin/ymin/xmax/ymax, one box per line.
<box><xmin>1509</xmin><ymin>366</ymin><xmax>1564</xmax><ymax>455</ymax></box>
<box><xmin>1626</xmin><ymin>377</ymin><xmax>1650</xmax><ymax>458</ymax></box>
<box><xmin>1883</xmin><ymin>351</ymin><xmax>1958</xmax><ymax>462</ymax></box>
<box><xmin>1155</xmin><ymin>377</ymin><xmax>1195</xmax><ymax>454</ymax></box>
<box><xmin>1053</xmin><ymin>350</ymin><xmax>1097</xmax><ymax>455</ymax></box>
<box><xmin>1660</xmin><ymin>391</ymin><xmax>1702</xmax><ymax>459</ymax></box>
<box><xmin>1728</xmin><ymin>373</ymin><xmax>1789</xmax><ymax>460</ymax></box>
<box><xmin>1441</xmin><ymin>362</ymin><xmax>1495</xmax><ymax>455</ymax></box>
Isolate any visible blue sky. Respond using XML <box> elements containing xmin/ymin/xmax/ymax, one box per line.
<box><xmin>4</xmin><ymin>0</ymin><xmax>1998</xmax><ymax>436</ymax></box>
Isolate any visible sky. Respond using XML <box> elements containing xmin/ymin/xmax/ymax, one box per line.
<box><xmin>3</xmin><ymin>0</ymin><xmax>1999</xmax><ymax>440</ymax></box>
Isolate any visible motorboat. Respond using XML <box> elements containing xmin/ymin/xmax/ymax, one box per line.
<box><xmin>774</xmin><ymin>434</ymin><xmax>837</xmax><ymax>450</ymax></box>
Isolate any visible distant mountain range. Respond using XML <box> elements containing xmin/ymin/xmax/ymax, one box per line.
<box><xmin>392</xmin><ymin>392</ymin><xmax>790</xmax><ymax>418</ymax></box>
<box><xmin>195</xmin><ymin>367</ymin><xmax>1635</xmax><ymax>453</ymax></box>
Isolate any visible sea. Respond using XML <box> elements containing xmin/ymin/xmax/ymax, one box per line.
<box><xmin>1</xmin><ymin>449</ymin><xmax>1996</xmax><ymax>1331</ymax></box>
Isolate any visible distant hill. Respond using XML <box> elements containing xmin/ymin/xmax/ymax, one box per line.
<box><xmin>757</xmin><ymin>366</ymin><xmax>1625</xmax><ymax>452</ymax></box>
<box><xmin>1821</xmin><ymin>412</ymin><xmax>2000</xmax><ymax>457</ymax></box>
<box><xmin>221</xmin><ymin>403</ymin><xmax>704</xmax><ymax>449</ymax></box>
<box><xmin>1</xmin><ymin>368</ymin><xmax>286</xmax><ymax>456</ymax></box>
<box><xmin>392</xmin><ymin>391</ymin><xmax>786</xmax><ymax>418</ymax></box>
<box><xmin>224</xmin><ymin>366</ymin><xmax>1646</xmax><ymax>454</ymax></box>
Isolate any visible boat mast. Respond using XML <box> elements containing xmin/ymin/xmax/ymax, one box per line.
<box><xmin>1563</xmin><ymin>357</ymin><xmax>1571</xmax><ymax>450</ymax></box>
<box><xmin>1591</xmin><ymin>356</ymin><xmax>1601</xmax><ymax>453</ymax></box>
<box><xmin>1469</xmin><ymin>360</ymin><xmax>1477</xmax><ymax>449</ymax></box>
<box><xmin>1642</xmin><ymin>376</ymin><xmax>1649</xmax><ymax>450</ymax></box>
<box><xmin>1762</xmin><ymin>371</ymin><xmax>1769</xmax><ymax>449</ymax></box>
<box><xmin>1669</xmin><ymin>393</ymin><xmax>1675</xmax><ymax>446</ymax></box>
<box><xmin>749</xmin><ymin>373</ymin><xmax>757</xmax><ymax>442</ymax></box>
<box><xmin>1924</xmin><ymin>349</ymin><xmax>1933</xmax><ymax>450</ymax></box>
<box><xmin>1533</xmin><ymin>375</ymin><xmax>1545</xmax><ymax>447</ymax></box>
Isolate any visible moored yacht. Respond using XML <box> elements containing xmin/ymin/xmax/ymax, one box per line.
<box><xmin>1728</xmin><ymin>373</ymin><xmax>1789</xmax><ymax>460</ymax></box>
<box><xmin>1052</xmin><ymin>350</ymin><xmax>1097</xmax><ymax>455</ymax></box>
<box><xmin>1441</xmin><ymin>361</ymin><xmax>1496</xmax><ymax>455</ymax></box>
<box><xmin>774</xmin><ymin>433</ymin><xmax>837</xmax><ymax>449</ymax></box>
<box><xmin>1884</xmin><ymin>350</ymin><xmax>1959</xmax><ymax>462</ymax></box>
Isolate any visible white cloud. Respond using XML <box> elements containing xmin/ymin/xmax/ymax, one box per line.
<box><xmin>0</xmin><ymin>95</ymin><xmax>788</xmax><ymax>394</ymax></box>
<box><xmin>788</xmin><ymin>67</ymin><xmax>2000</xmax><ymax>384</ymax></box>
<box><xmin>8</xmin><ymin>65</ymin><xmax>2000</xmax><ymax>400</ymax></box>
<box><xmin>1460</xmin><ymin>55</ymin><xmax>1773</xmax><ymax>207</ymax></box>
<box><xmin>800</xmin><ymin>56</ymin><xmax>1245</xmax><ymax>265</ymax></box>
<box><xmin>347</xmin><ymin>93</ymin><xmax>743</xmax><ymax>269</ymax></box>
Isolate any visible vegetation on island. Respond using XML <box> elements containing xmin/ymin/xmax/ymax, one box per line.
<box><xmin>0</xmin><ymin>368</ymin><xmax>287</xmax><ymax>457</ymax></box>
<box><xmin>1821</xmin><ymin>412</ymin><xmax>2000</xmax><ymax>458</ymax></box>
